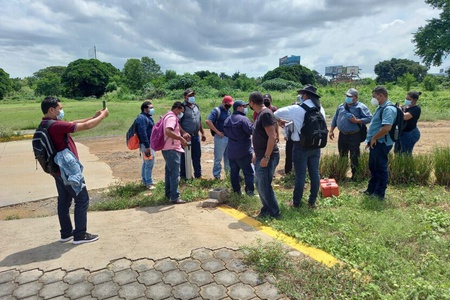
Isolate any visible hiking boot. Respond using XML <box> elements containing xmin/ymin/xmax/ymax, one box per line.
<box><xmin>73</xmin><ymin>233</ymin><xmax>99</xmax><ymax>245</ymax></box>
<box><xmin>60</xmin><ymin>234</ymin><xmax>73</xmax><ymax>243</ymax></box>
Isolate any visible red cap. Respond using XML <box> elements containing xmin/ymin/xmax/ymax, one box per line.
<box><xmin>222</xmin><ymin>95</ymin><xmax>234</xmax><ymax>105</ymax></box>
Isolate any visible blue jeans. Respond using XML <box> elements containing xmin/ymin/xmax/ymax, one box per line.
<box><xmin>54</xmin><ymin>175</ymin><xmax>89</xmax><ymax>239</ymax></box>
<box><xmin>292</xmin><ymin>143</ymin><xmax>321</xmax><ymax>206</ymax></box>
<box><xmin>180</xmin><ymin>134</ymin><xmax>201</xmax><ymax>178</ymax></box>
<box><xmin>162</xmin><ymin>150</ymin><xmax>181</xmax><ymax>201</ymax></box>
<box><xmin>213</xmin><ymin>135</ymin><xmax>229</xmax><ymax>178</ymax></box>
<box><xmin>254</xmin><ymin>153</ymin><xmax>280</xmax><ymax>218</ymax></box>
<box><xmin>367</xmin><ymin>142</ymin><xmax>393</xmax><ymax>199</ymax></box>
<box><xmin>395</xmin><ymin>128</ymin><xmax>420</xmax><ymax>154</ymax></box>
<box><xmin>229</xmin><ymin>153</ymin><xmax>254</xmax><ymax>195</ymax></box>
<box><xmin>140</xmin><ymin>144</ymin><xmax>155</xmax><ymax>185</ymax></box>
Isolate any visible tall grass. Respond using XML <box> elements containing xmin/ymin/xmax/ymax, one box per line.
<box><xmin>389</xmin><ymin>153</ymin><xmax>433</xmax><ymax>185</ymax></box>
<box><xmin>319</xmin><ymin>153</ymin><xmax>349</xmax><ymax>182</ymax></box>
<box><xmin>433</xmin><ymin>147</ymin><xmax>450</xmax><ymax>186</ymax></box>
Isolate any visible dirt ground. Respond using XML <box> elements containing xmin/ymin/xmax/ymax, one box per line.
<box><xmin>1</xmin><ymin>120</ymin><xmax>449</xmax><ymax>220</ymax></box>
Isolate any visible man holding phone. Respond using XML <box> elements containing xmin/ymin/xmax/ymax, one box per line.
<box><xmin>136</xmin><ymin>100</ymin><xmax>156</xmax><ymax>189</ymax></box>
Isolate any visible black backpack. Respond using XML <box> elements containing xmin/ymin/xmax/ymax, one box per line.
<box><xmin>32</xmin><ymin>120</ymin><xmax>66</xmax><ymax>175</ymax></box>
<box><xmin>299</xmin><ymin>103</ymin><xmax>328</xmax><ymax>148</ymax></box>
<box><xmin>379</xmin><ymin>103</ymin><xmax>405</xmax><ymax>141</ymax></box>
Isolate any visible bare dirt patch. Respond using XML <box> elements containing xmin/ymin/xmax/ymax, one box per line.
<box><xmin>1</xmin><ymin>120</ymin><xmax>449</xmax><ymax>220</ymax></box>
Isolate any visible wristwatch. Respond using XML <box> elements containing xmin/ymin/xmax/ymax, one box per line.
<box><xmin>263</xmin><ymin>155</ymin><xmax>270</xmax><ymax>160</ymax></box>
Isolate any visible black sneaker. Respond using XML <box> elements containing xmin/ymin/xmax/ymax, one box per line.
<box><xmin>60</xmin><ymin>234</ymin><xmax>73</xmax><ymax>243</ymax></box>
<box><xmin>73</xmin><ymin>233</ymin><xmax>99</xmax><ymax>245</ymax></box>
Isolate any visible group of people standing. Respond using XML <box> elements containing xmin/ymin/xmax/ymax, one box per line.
<box><xmin>37</xmin><ymin>84</ymin><xmax>422</xmax><ymax>243</ymax></box>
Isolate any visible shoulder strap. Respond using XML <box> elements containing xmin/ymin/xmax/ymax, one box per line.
<box><xmin>214</xmin><ymin>107</ymin><xmax>220</xmax><ymax>123</ymax></box>
<box><xmin>43</xmin><ymin>119</ymin><xmax>68</xmax><ymax>147</ymax></box>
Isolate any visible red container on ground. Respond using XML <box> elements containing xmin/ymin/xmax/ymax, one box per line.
<box><xmin>320</xmin><ymin>178</ymin><xmax>340</xmax><ymax>198</ymax></box>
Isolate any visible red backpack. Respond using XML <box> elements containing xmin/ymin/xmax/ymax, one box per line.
<box><xmin>150</xmin><ymin>112</ymin><xmax>178</xmax><ymax>151</ymax></box>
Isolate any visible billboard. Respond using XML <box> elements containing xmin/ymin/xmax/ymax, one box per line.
<box><xmin>279</xmin><ymin>55</ymin><xmax>301</xmax><ymax>67</ymax></box>
<box><xmin>325</xmin><ymin>65</ymin><xmax>343</xmax><ymax>76</ymax></box>
<box><xmin>325</xmin><ymin>65</ymin><xmax>359</xmax><ymax>77</ymax></box>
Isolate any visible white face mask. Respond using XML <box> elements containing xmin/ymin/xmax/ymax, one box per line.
<box><xmin>178</xmin><ymin>112</ymin><xmax>184</xmax><ymax>119</ymax></box>
<box><xmin>371</xmin><ymin>97</ymin><xmax>379</xmax><ymax>106</ymax></box>
<box><xmin>243</xmin><ymin>107</ymin><xmax>248</xmax><ymax>115</ymax></box>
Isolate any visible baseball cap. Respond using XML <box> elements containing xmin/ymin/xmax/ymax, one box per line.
<box><xmin>263</xmin><ymin>93</ymin><xmax>272</xmax><ymax>101</ymax></box>
<box><xmin>222</xmin><ymin>95</ymin><xmax>234</xmax><ymax>105</ymax></box>
<box><xmin>184</xmin><ymin>89</ymin><xmax>195</xmax><ymax>96</ymax></box>
<box><xmin>346</xmin><ymin>88</ymin><xmax>358</xmax><ymax>97</ymax></box>
<box><xmin>233</xmin><ymin>100</ymin><xmax>248</xmax><ymax>110</ymax></box>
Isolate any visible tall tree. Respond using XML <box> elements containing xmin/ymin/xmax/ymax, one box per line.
<box><xmin>61</xmin><ymin>59</ymin><xmax>111</xmax><ymax>98</ymax></box>
<box><xmin>413</xmin><ymin>0</ymin><xmax>450</xmax><ymax>67</ymax></box>
<box><xmin>122</xmin><ymin>58</ymin><xmax>144</xmax><ymax>91</ymax></box>
<box><xmin>0</xmin><ymin>68</ymin><xmax>11</xmax><ymax>100</ymax></box>
<box><xmin>141</xmin><ymin>56</ymin><xmax>162</xmax><ymax>83</ymax></box>
<box><xmin>262</xmin><ymin>65</ymin><xmax>316</xmax><ymax>86</ymax></box>
<box><xmin>374</xmin><ymin>58</ymin><xmax>428</xmax><ymax>84</ymax></box>
<box><xmin>33</xmin><ymin>66</ymin><xmax>66</xmax><ymax>96</ymax></box>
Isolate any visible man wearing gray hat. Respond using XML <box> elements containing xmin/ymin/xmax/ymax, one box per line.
<box><xmin>329</xmin><ymin>88</ymin><xmax>372</xmax><ymax>181</ymax></box>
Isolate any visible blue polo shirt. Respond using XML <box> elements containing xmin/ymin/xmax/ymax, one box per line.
<box><xmin>366</xmin><ymin>100</ymin><xmax>397</xmax><ymax>146</ymax></box>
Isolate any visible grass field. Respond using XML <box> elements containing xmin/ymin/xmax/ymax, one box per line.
<box><xmin>2</xmin><ymin>86</ymin><xmax>450</xmax><ymax>299</ymax></box>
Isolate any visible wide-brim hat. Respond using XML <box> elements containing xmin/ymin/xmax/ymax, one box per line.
<box><xmin>297</xmin><ymin>84</ymin><xmax>321</xmax><ymax>98</ymax></box>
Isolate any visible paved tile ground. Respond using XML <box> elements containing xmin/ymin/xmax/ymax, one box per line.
<box><xmin>0</xmin><ymin>247</ymin><xmax>289</xmax><ymax>300</ymax></box>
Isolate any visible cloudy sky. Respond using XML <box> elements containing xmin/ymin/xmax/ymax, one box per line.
<box><xmin>0</xmin><ymin>0</ymin><xmax>448</xmax><ymax>79</ymax></box>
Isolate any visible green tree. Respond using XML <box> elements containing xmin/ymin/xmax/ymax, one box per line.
<box><xmin>33</xmin><ymin>66</ymin><xmax>66</xmax><ymax>96</ymax></box>
<box><xmin>397</xmin><ymin>72</ymin><xmax>417</xmax><ymax>91</ymax></box>
<box><xmin>61</xmin><ymin>59</ymin><xmax>111</xmax><ymax>98</ymax></box>
<box><xmin>413</xmin><ymin>0</ymin><xmax>450</xmax><ymax>67</ymax></box>
<box><xmin>141</xmin><ymin>56</ymin><xmax>162</xmax><ymax>83</ymax></box>
<box><xmin>122</xmin><ymin>58</ymin><xmax>144</xmax><ymax>92</ymax></box>
<box><xmin>0</xmin><ymin>68</ymin><xmax>12</xmax><ymax>99</ymax></box>
<box><xmin>262</xmin><ymin>65</ymin><xmax>316</xmax><ymax>85</ymax></box>
<box><xmin>422</xmin><ymin>74</ymin><xmax>438</xmax><ymax>91</ymax></box>
<box><xmin>374</xmin><ymin>58</ymin><xmax>428</xmax><ymax>84</ymax></box>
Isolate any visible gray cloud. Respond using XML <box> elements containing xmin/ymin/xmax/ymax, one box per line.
<box><xmin>0</xmin><ymin>0</ymin><xmax>447</xmax><ymax>79</ymax></box>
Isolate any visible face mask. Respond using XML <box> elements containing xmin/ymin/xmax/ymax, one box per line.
<box><xmin>345</xmin><ymin>97</ymin><xmax>353</xmax><ymax>104</ymax></box>
<box><xmin>57</xmin><ymin>109</ymin><xmax>65</xmax><ymax>120</ymax></box>
<box><xmin>149</xmin><ymin>108</ymin><xmax>155</xmax><ymax>115</ymax></box>
<box><xmin>297</xmin><ymin>95</ymin><xmax>303</xmax><ymax>104</ymax></box>
<box><xmin>188</xmin><ymin>96</ymin><xmax>195</xmax><ymax>104</ymax></box>
<box><xmin>243</xmin><ymin>107</ymin><xmax>248</xmax><ymax>115</ymax></box>
<box><xmin>371</xmin><ymin>97</ymin><xmax>379</xmax><ymax>106</ymax></box>
<box><xmin>404</xmin><ymin>99</ymin><xmax>412</xmax><ymax>106</ymax></box>
<box><xmin>224</xmin><ymin>104</ymin><xmax>231</xmax><ymax>110</ymax></box>
<box><xmin>178</xmin><ymin>112</ymin><xmax>184</xmax><ymax>119</ymax></box>
<box><xmin>264</xmin><ymin>101</ymin><xmax>271</xmax><ymax>107</ymax></box>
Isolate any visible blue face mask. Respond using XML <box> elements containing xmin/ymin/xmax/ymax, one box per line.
<box><xmin>149</xmin><ymin>108</ymin><xmax>155</xmax><ymax>115</ymax></box>
<box><xmin>188</xmin><ymin>96</ymin><xmax>195</xmax><ymax>104</ymax></box>
<box><xmin>297</xmin><ymin>95</ymin><xmax>303</xmax><ymax>104</ymax></box>
<box><xmin>178</xmin><ymin>112</ymin><xmax>184</xmax><ymax>119</ymax></box>
<box><xmin>345</xmin><ymin>97</ymin><xmax>353</xmax><ymax>104</ymax></box>
<box><xmin>243</xmin><ymin>107</ymin><xmax>248</xmax><ymax>115</ymax></box>
<box><xmin>57</xmin><ymin>109</ymin><xmax>65</xmax><ymax>120</ymax></box>
<box><xmin>404</xmin><ymin>99</ymin><xmax>412</xmax><ymax>106</ymax></box>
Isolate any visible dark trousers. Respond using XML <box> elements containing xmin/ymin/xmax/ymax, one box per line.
<box><xmin>367</xmin><ymin>142</ymin><xmax>392</xmax><ymax>199</ymax></box>
<box><xmin>338</xmin><ymin>132</ymin><xmax>361</xmax><ymax>179</ymax></box>
<box><xmin>54</xmin><ymin>176</ymin><xmax>89</xmax><ymax>239</ymax></box>
<box><xmin>180</xmin><ymin>134</ymin><xmax>202</xmax><ymax>178</ymax></box>
<box><xmin>284</xmin><ymin>139</ymin><xmax>294</xmax><ymax>174</ymax></box>
<box><xmin>229</xmin><ymin>153</ymin><xmax>254</xmax><ymax>195</ymax></box>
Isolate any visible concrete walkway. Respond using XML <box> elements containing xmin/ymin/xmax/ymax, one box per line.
<box><xmin>0</xmin><ymin>139</ymin><xmax>294</xmax><ymax>299</ymax></box>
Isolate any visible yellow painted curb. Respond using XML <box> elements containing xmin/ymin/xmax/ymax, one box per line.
<box><xmin>219</xmin><ymin>205</ymin><xmax>340</xmax><ymax>268</ymax></box>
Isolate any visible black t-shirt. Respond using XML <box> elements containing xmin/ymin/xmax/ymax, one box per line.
<box><xmin>252</xmin><ymin>108</ymin><xmax>279</xmax><ymax>158</ymax></box>
<box><xmin>403</xmin><ymin>105</ymin><xmax>421</xmax><ymax>132</ymax></box>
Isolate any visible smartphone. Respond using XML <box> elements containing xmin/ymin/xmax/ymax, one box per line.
<box><xmin>102</xmin><ymin>100</ymin><xmax>106</xmax><ymax>110</ymax></box>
